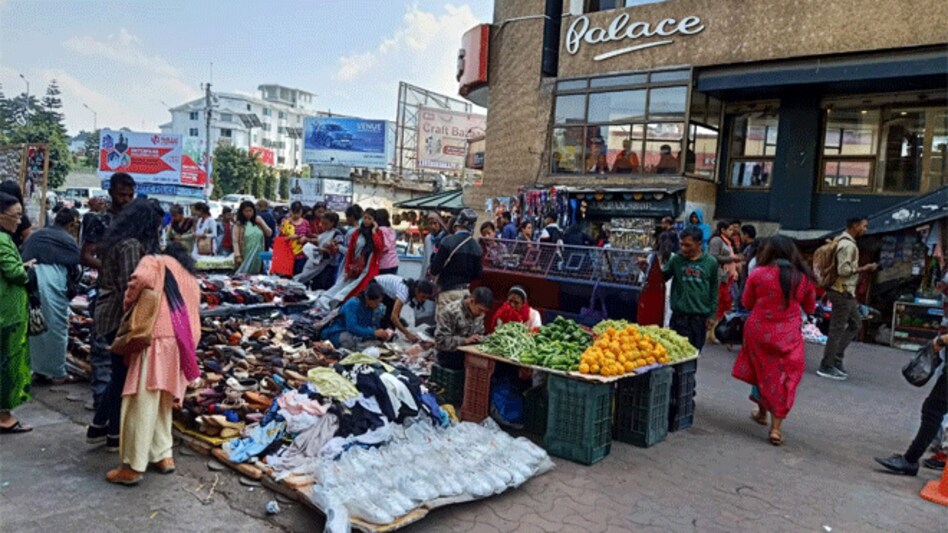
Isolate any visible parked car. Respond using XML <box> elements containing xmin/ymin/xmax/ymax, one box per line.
<box><xmin>314</xmin><ymin>123</ymin><xmax>353</xmax><ymax>149</ymax></box>
<box><xmin>220</xmin><ymin>194</ymin><xmax>255</xmax><ymax>210</ymax></box>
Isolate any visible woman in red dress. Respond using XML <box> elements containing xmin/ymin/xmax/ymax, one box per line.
<box><xmin>732</xmin><ymin>235</ymin><xmax>816</xmax><ymax>446</ymax></box>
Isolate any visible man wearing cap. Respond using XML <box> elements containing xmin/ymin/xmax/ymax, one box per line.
<box><xmin>430</xmin><ymin>208</ymin><xmax>483</xmax><ymax>308</ymax></box>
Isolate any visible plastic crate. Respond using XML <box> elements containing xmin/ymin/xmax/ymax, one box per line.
<box><xmin>430</xmin><ymin>364</ymin><xmax>465</xmax><ymax>407</ymax></box>
<box><xmin>460</xmin><ymin>354</ymin><xmax>495</xmax><ymax>422</ymax></box>
<box><xmin>614</xmin><ymin>366</ymin><xmax>673</xmax><ymax>447</ymax></box>
<box><xmin>544</xmin><ymin>374</ymin><xmax>613</xmax><ymax>465</ymax></box>
<box><xmin>523</xmin><ymin>385</ymin><xmax>548</xmax><ymax>436</ymax></box>
<box><xmin>668</xmin><ymin>359</ymin><xmax>697</xmax><ymax>432</ymax></box>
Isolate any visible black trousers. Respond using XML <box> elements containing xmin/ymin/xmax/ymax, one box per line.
<box><xmin>905</xmin><ymin>365</ymin><xmax>947</xmax><ymax>463</ymax></box>
<box><xmin>670</xmin><ymin>312</ymin><xmax>707</xmax><ymax>352</ymax></box>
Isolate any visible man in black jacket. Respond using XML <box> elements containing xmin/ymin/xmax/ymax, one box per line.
<box><xmin>430</xmin><ymin>208</ymin><xmax>483</xmax><ymax>308</ymax></box>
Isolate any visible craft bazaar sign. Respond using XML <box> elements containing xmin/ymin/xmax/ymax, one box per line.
<box><xmin>565</xmin><ymin>12</ymin><xmax>706</xmax><ymax>61</ymax></box>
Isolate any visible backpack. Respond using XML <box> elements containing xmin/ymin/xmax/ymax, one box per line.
<box><xmin>813</xmin><ymin>236</ymin><xmax>842</xmax><ymax>289</ymax></box>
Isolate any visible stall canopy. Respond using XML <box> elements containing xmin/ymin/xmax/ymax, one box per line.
<box><xmin>821</xmin><ymin>185</ymin><xmax>948</xmax><ymax>238</ymax></box>
<box><xmin>394</xmin><ymin>188</ymin><xmax>466</xmax><ymax>212</ymax></box>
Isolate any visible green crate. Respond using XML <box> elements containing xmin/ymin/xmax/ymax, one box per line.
<box><xmin>430</xmin><ymin>364</ymin><xmax>464</xmax><ymax>407</ymax></box>
<box><xmin>544</xmin><ymin>374</ymin><xmax>613</xmax><ymax>465</ymax></box>
<box><xmin>614</xmin><ymin>366</ymin><xmax>672</xmax><ymax>447</ymax></box>
<box><xmin>523</xmin><ymin>385</ymin><xmax>548</xmax><ymax>436</ymax></box>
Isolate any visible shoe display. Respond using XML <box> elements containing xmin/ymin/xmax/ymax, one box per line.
<box><xmin>874</xmin><ymin>454</ymin><xmax>919</xmax><ymax>476</ymax></box>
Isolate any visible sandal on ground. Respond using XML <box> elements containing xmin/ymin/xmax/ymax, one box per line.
<box><xmin>769</xmin><ymin>428</ymin><xmax>783</xmax><ymax>446</ymax></box>
<box><xmin>51</xmin><ymin>374</ymin><xmax>84</xmax><ymax>385</ymax></box>
<box><xmin>751</xmin><ymin>409</ymin><xmax>768</xmax><ymax>426</ymax></box>
<box><xmin>0</xmin><ymin>420</ymin><xmax>33</xmax><ymax>434</ymax></box>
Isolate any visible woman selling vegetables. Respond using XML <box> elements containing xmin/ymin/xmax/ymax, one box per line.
<box><xmin>493</xmin><ymin>286</ymin><xmax>542</xmax><ymax>332</ymax></box>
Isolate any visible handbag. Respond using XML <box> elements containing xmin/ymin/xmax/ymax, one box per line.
<box><xmin>197</xmin><ymin>236</ymin><xmax>214</xmax><ymax>256</ymax></box>
<box><xmin>902</xmin><ymin>340</ymin><xmax>944</xmax><ymax>387</ymax></box>
<box><xmin>111</xmin><ymin>268</ymin><xmax>166</xmax><ymax>358</ymax></box>
<box><xmin>25</xmin><ymin>269</ymin><xmax>47</xmax><ymax>336</ymax></box>
<box><xmin>714</xmin><ymin>311</ymin><xmax>747</xmax><ymax>345</ymax></box>
<box><xmin>270</xmin><ymin>236</ymin><xmax>295</xmax><ymax>276</ymax></box>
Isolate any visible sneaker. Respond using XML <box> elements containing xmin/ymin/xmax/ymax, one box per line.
<box><xmin>86</xmin><ymin>424</ymin><xmax>107</xmax><ymax>444</ymax></box>
<box><xmin>817</xmin><ymin>367</ymin><xmax>847</xmax><ymax>381</ymax></box>
<box><xmin>834</xmin><ymin>362</ymin><xmax>848</xmax><ymax>377</ymax></box>
<box><xmin>106</xmin><ymin>436</ymin><xmax>120</xmax><ymax>452</ymax></box>
<box><xmin>923</xmin><ymin>452</ymin><xmax>946</xmax><ymax>470</ymax></box>
<box><xmin>874</xmin><ymin>454</ymin><xmax>918</xmax><ymax>476</ymax></box>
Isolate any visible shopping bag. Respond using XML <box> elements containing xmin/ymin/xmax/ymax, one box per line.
<box><xmin>902</xmin><ymin>340</ymin><xmax>943</xmax><ymax>387</ymax></box>
<box><xmin>270</xmin><ymin>236</ymin><xmax>295</xmax><ymax>276</ymax></box>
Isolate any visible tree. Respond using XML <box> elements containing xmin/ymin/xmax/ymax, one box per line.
<box><xmin>84</xmin><ymin>129</ymin><xmax>100</xmax><ymax>168</ymax></box>
<box><xmin>0</xmin><ymin>81</ymin><xmax>72</xmax><ymax>189</ymax></box>
<box><xmin>263</xmin><ymin>168</ymin><xmax>276</xmax><ymax>200</ymax></box>
<box><xmin>211</xmin><ymin>144</ymin><xmax>260</xmax><ymax>198</ymax></box>
<box><xmin>277</xmin><ymin>169</ymin><xmax>293</xmax><ymax>200</ymax></box>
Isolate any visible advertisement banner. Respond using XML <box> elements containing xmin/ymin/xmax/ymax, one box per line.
<box><xmin>181</xmin><ymin>137</ymin><xmax>209</xmax><ymax>187</ymax></box>
<box><xmin>288</xmin><ymin>177</ymin><xmax>321</xmax><ymax>205</ymax></box>
<box><xmin>99</xmin><ymin>180</ymin><xmax>206</xmax><ymax>200</ymax></box>
<box><xmin>303</xmin><ymin>117</ymin><xmax>390</xmax><ymax>168</ymax></box>
<box><xmin>417</xmin><ymin>107</ymin><xmax>485</xmax><ymax>171</ymax></box>
<box><xmin>250</xmin><ymin>146</ymin><xmax>275</xmax><ymax>167</ymax></box>
<box><xmin>98</xmin><ymin>129</ymin><xmax>183</xmax><ymax>185</ymax></box>
<box><xmin>323</xmin><ymin>178</ymin><xmax>353</xmax><ymax>197</ymax></box>
<box><xmin>325</xmin><ymin>194</ymin><xmax>352</xmax><ymax>212</ymax></box>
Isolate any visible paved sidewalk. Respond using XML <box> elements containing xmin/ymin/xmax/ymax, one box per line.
<box><xmin>1</xmin><ymin>342</ymin><xmax>944</xmax><ymax>532</ymax></box>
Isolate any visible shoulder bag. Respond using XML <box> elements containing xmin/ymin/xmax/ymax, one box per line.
<box><xmin>432</xmin><ymin>235</ymin><xmax>473</xmax><ymax>286</ymax></box>
<box><xmin>111</xmin><ymin>267</ymin><xmax>166</xmax><ymax>358</ymax></box>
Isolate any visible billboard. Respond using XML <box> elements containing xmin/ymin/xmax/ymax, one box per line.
<box><xmin>417</xmin><ymin>107</ymin><xmax>485</xmax><ymax>171</ymax></box>
<box><xmin>98</xmin><ymin>129</ymin><xmax>183</xmax><ymax>185</ymax></box>
<box><xmin>288</xmin><ymin>177</ymin><xmax>321</xmax><ymax>205</ymax></box>
<box><xmin>181</xmin><ymin>138</ymin><xmax>209</xmax><ymax>187</ymax></box>
<box><xmin>250</xmin><ymin>146</ymin><xmax>275</xmax><ymax>167</ymax></box>
<box><xmin>302</xmin><ymin>117</ymin><xmax>391</xmax><ymax>168</ymax></box>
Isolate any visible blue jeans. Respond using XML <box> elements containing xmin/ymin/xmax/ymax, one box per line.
<box><xmin>91</xmin><ymin>352</ymin><xmax>127</xmax><ymax>439</ymax></box>
<box><xmin>90</xmin><ymin>334</ymin><xmax>113</xmax><ymax>410</ymax></box>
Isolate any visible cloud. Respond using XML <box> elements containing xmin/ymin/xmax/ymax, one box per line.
<box><xmin>333</xmin><ymin>3</ymin><xmax>480</xmax><ymax>99</ymax></box>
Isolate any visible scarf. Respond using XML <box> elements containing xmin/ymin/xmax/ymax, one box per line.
<box><xmin>494</xmin><ymin>300</ymin><xmax>532</xmax><ymax>326</ymax></box>
<box><xmin>163</xmin><ymin>268</ymin><xmax>201</xmax><ymax>382</ymax></box>
<box><xmin>21</xmin><ymin>225</ymin><xmax>80</xmax><ymax>266</ymax></box>
<box><xmin>171</xmin><ymin>218</ymin><xmax>193</xmax><ymax>235</ymax></box>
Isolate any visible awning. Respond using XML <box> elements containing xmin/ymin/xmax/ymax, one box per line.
<box><xmin>393</xmin><ymin>189</ymin><xmax>466</xmax><ymax>212</ymax></box>
<box><xmin>823</xmin><ymin>186</ymin><xmax>948</xmax><ymax>238</ymax></box>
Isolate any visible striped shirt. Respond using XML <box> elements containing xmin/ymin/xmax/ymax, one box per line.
<box><xmin>94</xmin><ymin>239</ymin><xmax>144</xmax><ymax>336</ymax></box>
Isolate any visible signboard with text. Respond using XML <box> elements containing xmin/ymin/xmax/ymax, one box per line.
<box><xmin>288</xmin><ymin>177</ymin><xmax>321</xmax><ymax>205</ymax></box>
<box><xmin>181</xmin><ymin>137</ymin><xmax>209</xmax><ymax>187</ymax></box>
<box><xmin>303</xmin><ymin>117</ymin><xmax>390</xmax><ymax>168</ymax></box>
<box><xmin>98</xmin><ymin>129</ymin><xmax>184</xmax><ymax>185</ymax></box>
<box><xmin>416</xmin><ymin>107</ymin><xmax>485</xmax><ymax>171</ymax></box>
<box><xmin>250</xmin><ymin>146</ymin><xmax>275</xmax><ymax>167</ymax></box>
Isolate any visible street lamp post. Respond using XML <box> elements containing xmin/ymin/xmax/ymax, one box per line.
<box><xmin>18</xmin><ymin>73</ymin><xmax>29</xmax><ymax>123</ymax></box>
<box><xmin>82</xmin><ymin>103</ymin><xmax>97</xmax><ymax>131</ymax></box>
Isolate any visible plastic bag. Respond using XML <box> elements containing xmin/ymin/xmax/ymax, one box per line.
<box><xmin>903</xmin><ymin>341</ymin><xmax>943</xmax><ymax>387</ymax></box>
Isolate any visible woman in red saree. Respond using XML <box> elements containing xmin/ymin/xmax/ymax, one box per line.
<box><xmin>732</xmin><ymin>235</ymin><xmax>816</xmax><ymax>446</ymax></box>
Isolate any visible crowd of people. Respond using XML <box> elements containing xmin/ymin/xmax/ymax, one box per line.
<box><xmin>0</xmin><ymin>171</ymin><xmax>943</xmax><ymax>488</ymax></box>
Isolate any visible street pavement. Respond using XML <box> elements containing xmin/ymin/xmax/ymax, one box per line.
<box><xmin>1</xmin><ymin>341</ymin><xmax>944</xmax><ymax>532</ymax></box>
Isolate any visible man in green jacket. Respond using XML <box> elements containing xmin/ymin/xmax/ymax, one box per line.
<box><xmin>662</xmin><ymin>226</ymin><xmax>719</xmax><ymax>352</ymax></box>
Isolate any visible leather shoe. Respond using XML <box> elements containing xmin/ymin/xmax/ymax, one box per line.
<box><xmin>150</xmin><ymin>458</ymin><xmax>176</xmax><ymax>474</ymax></box>
<box><xmin>106</xmin><ymin>466</ymin><xmax>143</xmax><ymax>485</ymax></box>
<box><xmin>874</xmin><ymin>454</ymin><xmax>918</xmax><ymax>476</ymax></box>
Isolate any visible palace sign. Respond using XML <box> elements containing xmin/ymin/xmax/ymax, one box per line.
<box><xmin>565</xmin><ymin>13</ymin><xmax>705</xmax><ymax>61</ymax></box>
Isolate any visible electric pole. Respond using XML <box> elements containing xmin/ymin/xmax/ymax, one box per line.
<box><xmin>204</xmin><ymin>82</ymin><xmax>213</xmax><ymax>179</ymax></box>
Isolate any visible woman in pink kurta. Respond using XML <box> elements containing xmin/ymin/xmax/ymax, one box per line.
<box><xmin>732</xmin><ymin>236</ymin><xmax>816</xmax><ymax>446</ymax></box>
<box><xmin>107</xmin><ymin>246</ymin><xmax>201</xmax><ymax>485</ymax></box>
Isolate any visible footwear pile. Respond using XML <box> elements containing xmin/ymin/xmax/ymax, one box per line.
<box><xmin>200</xmin><ymin>274</ymin><xmax>310</xmax><ymax>309</ymax></box>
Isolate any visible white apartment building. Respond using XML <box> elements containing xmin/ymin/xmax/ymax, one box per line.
<box><xmin>160</xmin><ymin>84</ymin><xmax>317</xmax><ymax>170</ymax></box>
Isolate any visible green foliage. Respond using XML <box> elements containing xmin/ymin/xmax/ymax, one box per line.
<box><xmin>0</xmin><ymin>81</ymin><xmax>72</xmax><ymax>189</ymax></box>
<box><xmin>83</xmin><ymin>130</ymin><xmax>100</xmax><ymax>168</ymax></box>
<box><xmin>211</xmin><ymin>144</ymin><xmax>268</xmax><ymax>199</ymax></box>
<box><xmin>277</xmin><ymin>169</ymin><xmax>291</xmax><ymax>200</ymax></box>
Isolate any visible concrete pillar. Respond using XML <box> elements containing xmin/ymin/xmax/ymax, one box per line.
<box><xmin>770</xmin><ymin>94</ymin><xmax>822</xmax><ymax>230</ymax></box>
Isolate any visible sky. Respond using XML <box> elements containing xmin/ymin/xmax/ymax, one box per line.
<box><xmin>0</xmin><ymin>0</ymin><xmax>492</xmax><ymax>136</ymax></box>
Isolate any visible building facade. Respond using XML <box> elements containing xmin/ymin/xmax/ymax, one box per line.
<box><xmin>160</xmin><ymin>84</ymin><xmax>317</xmax><ymax>171</ymax></box>
<box><xmin>463</xmin><ymin>0</ymin><xmax>947</xmax><ymax>233</ymax></box>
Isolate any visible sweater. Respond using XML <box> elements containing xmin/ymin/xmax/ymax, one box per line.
<box><xmin>320</xmin><ymin>297</ymin><xmax>385</xmax><ymax>347</ymax></box>
<box><xmin>662</xmin><ymin>252</ymin><xmax>719</xmax><ymax>317</ymax></box>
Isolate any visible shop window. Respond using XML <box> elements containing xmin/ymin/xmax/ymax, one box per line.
<box><xmin>819</xmin><ymin>100</ymin><xmax>948</xmax><ymax>194</ymax></box>
<box><xmin>552</xmin><ymin>126</ymin><xmax>585</xmax><ymax>174</ymax></box>
<box><xmin>647</xmin><ymin>87</ymin><xmax>687</xmax><ymax>120</ymax></box>
<box><xmin>643</xmin><ymin>123</ymin><xmax>684</xmax><ymax>174</ymax></box>
<box><xmin>686</xmin><ymin>124</ymin><xmax>718</xmax><ymax>179</ymax></box>
<box><xmin>726</xmin><ymin>111</ymin><xmax>778</xmax><ymax>189</ymax></box>
<box><xmin>555</xmin><ymin>94</ymin><xmax>586</xmax><ymax>123</ymax></box>
<box><xmin>588</xmin><ymin>90</ymin><xmax>646</xmax><ymax>123</ymax></box>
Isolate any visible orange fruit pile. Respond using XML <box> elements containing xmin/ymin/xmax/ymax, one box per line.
<box><xmin>578</xmin><ymin>325</ymin><xmax>670</xmax><ymax>377</ymax></box>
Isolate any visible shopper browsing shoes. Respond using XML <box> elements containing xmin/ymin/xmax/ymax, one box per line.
<box><xmin>106</xmin><ymin>243</ymin><xmax>202</xmax><ymax>486</ymax></box>
<box><xmin>875</xmin><ymin>333</ymin><xmax>947</xmax><ymax>476</ymax></box>
<box><xmin>817</xmin><ymin>217</ymin><xmax>878</xmax><ymax>381</ymax></box>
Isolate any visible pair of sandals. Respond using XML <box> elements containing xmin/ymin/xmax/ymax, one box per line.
<box><xmin>0</xmin><ymin>420</ymin><xmax>32</xmax><ymax>434</ymax></box>
<box><xmin>751</xmin><ymin>409</ymin><xmax>783</xmax><ymax>446</ymax></box>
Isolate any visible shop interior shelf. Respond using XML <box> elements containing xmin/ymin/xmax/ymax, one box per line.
<box><xmin>544</xmin><ymin>374</ymin><xmax>613</xmax><ymax>465</ymax></box>
<box><xmin>614</xmin><ymin>366</ymin><xmax>673</xmax><ymax>447</ymax></box>
<box><xmin>460</xmin><ymin>354</ymin><xmax>495</xmax><ymax>423</ymax></box>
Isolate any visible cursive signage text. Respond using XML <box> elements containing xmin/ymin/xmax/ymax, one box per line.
<box><xmin>565</xmin><ymin>13</ymin><xmax>705</xmax><ymax>61</ymax></box>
